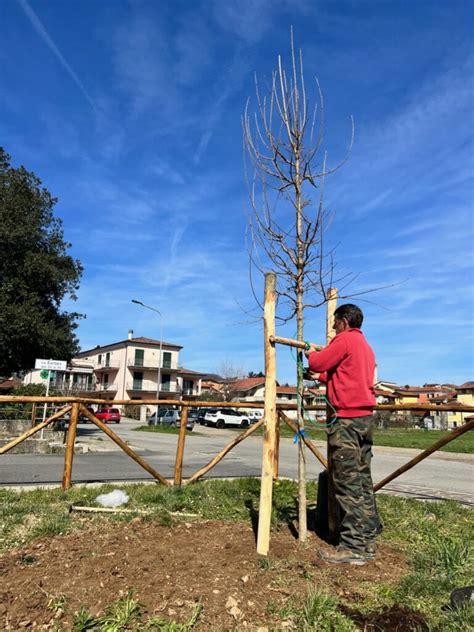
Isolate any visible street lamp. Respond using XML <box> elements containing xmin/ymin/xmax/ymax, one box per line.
<box><xmin>131</xmin><ymin>299</ymin><xmax>163</xmax><ymax>413</ymax></box>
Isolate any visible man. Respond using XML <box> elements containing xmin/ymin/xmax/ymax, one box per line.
<box><xmin>305</xmin><ymin>303</ymin><xmax>378</xmax><ymax>566</ymax></box>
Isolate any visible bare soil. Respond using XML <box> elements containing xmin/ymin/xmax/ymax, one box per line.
<box><xmin>0</xmin><ymin>519</ymin><xmax>427</xmax><ymax>630</ymax></box>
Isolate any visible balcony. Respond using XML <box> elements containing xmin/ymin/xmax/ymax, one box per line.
<box><xmin>95</xmin><ymin>383</ymin><xmax>118</xmax><ymax>392</ymax></box>
<box><xmin>182</xmin><ymin>388</ymin><xmax>199</xmax><ymax>396</ymax></box>
<box><xmin>126</xmin><ymin>381</ymin><xmax>178</xmax><ymax>393</ymax></box>
<box><xmin>126</xmin><ymin>358</ymin><xmax>178</xmax><ymax>370</ymax></box>
<box><xmin>94</xmin><ymin>363</ymin><xmax>120</xmax><ymax>372</ymax></box>
<box><xmin>50</xmin><ymin>382</ymin><xmax>96</xmax><ymax>393</ymax></box>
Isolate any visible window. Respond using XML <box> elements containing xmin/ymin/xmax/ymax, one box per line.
<box><xmin>134</xmin><ymin>349</ymin><xmax>144</xmax><ymax>367</ymax></box>
<box><xmin>133</xmin><ymin>371</ymin><xmax>143</xmax><ymax>390</ymax></box>
<box><xmin>98</xmin><ymin>354</ymin><xmax>102</xmax><ymax>365</ymax></box>
<box><xmin>161</xmin><ymin>374</ymin><xmax>171</xmax><ymax>392</ymax></box>
<box><xmin>163</xmin><ymin>352</ymin><xmax>172</xmax><ymax>369</ymax></box>
<box><xmin>103</xmin><ymin>373</ymin><xmax>109</xmax><ymax>388</ymax></box>
<box><xmin>183</xmin><ymin>379</ymin><xmax>193</xmax><ymax>395</ymax></box>
<box><xmin>105</xmin><ymin>352</ymin><xmax>111</xmax><ymax>367</ymax></box>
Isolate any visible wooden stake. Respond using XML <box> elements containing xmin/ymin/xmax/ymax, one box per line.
<box><xmin>79</xmin><ymin>405</ymin><xmax>170</xmax><ymax>486</ymax></box>
<box><xmin>186</xmin><ymin>419</ymin><xmax>264</xmax><ymax>485</ymax></box>
<box><xmin>269</xmin><ymin>335</ymin><xmax>308</xmax><ymax>350</ymax></box>
<box><xmin>257</xmin><ymin>272</ymin><xmax>277</xmax><ymax>556</ymax></box>
<box><xmin>280</xmin><ymin>412</ymin><xmax>328</xmax><ymax>468</ymax></box>
<box><xmin>325</xmin><ymin>288</ymin><xmax>338</xmax><ymax>539</ymax></box>
<box><xmin>174</xmin><ymin>406</ymin><xmax>188</xmax><ymax>486</ymax></box>
<box><xmin>62</xmin><ymin>402</ymin><xmax>79</xmax><ymax>490</ymax></box>
<box><xmin>374</xmin><ymin>419</ymin><xmax>474</xmax><ymax>492</ymax></box>
<box><xmin>326</xmin><ymin>288</ymin><xmax>337</xmax><ymax>343</ymax></box>
<box><xmin>273</xmin><ymin>414</ymin><xmax>280</xmax><ymax>480</ymax></box>
<box><xmin>30</xmin><ymin>403</ymin><xmax>37</xmax><ymax>428</ymax></box>
<box><xmin>0</xmin><ymin>405</ymin><xmax>72</xmax><ymax>455</ymax></box>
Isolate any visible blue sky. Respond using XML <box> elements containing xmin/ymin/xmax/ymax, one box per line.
<box><xmin>1</xmin><ymin>0</ymin><xmax>473</xmax><ymax>385</ymax></box>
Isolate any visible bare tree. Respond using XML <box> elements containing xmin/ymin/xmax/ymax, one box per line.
<box><xmin>243</xmin><ymin>30</ymin><xmax>355</xmax><ymax>542</ymax></box>
<box><xmin>217</xmin><ymin>360</ymin><xmax>247</xmax><ymax>402</ymax></box>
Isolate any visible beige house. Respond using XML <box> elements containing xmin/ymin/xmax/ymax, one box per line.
<box><xmin>447</xmin><ymin>382</ymin><xmax>474</xmax><ymax>428</ymax></box>
<box><xmin>75</xmin><ymin>331</ymin><xmax>203</xmax><ymax>403</ymax></box>
<box><xmin>24</xmin><ymin>331</ymin><xmax>203</xmax><ymax>415</ymax></box>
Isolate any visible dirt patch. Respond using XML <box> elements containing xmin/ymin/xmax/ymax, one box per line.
<box><xmin>1</xmin><ymin>519</ymin><xmax>410</xmax><ymax>629</ymax></box>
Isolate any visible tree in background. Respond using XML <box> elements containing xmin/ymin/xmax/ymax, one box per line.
<box><xmin>213</xmin><ymin>361</ymin><xmax>246</xmax><ymax>402</ymax></box>
<box><xmin>243</xmin><ymin>31</ymin><xmax>355</xmax><ymax>541</ymax></box>
<box><xmin>0</xmin><ymin>148</ymin><xmax>83</xmax><ymax>376</ymax></box>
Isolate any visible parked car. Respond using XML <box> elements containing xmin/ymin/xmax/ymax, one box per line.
<box><xmin>95</xmin><ymin>407</ymin><xmax>121</xmax><ymax>423</ymax></box>
<box><xmin>176</xmin><ymin>408</ymin><xmax>197</xmax><ymax>431</ymax></box>
<box><xmin>197</xmin><ymin>408</ymin><xmax>212</xmax><ymax>425</ymax></box>
<box><xmin>147</xmin><ymin>408</ymin><xmax>177</xmax><ymax>426</ymax></box>
<box><xmin>245</xmin><ymin>410</ymin><xmax>264</xmax><ymax>423</ymax></box>
<box><xmin>79</xmin><ymin>406</ymin><xmax>95</xmax><ymax>422</ymax></box>
<box><xmin>204</xmin><ymin>408</ymin><xmax>250</xmax><ymax>429</ymax></box>
<box><xmin>147</xmin><ymin>408</ymin><xmax>195</xmax><ymax>430</ymax></box>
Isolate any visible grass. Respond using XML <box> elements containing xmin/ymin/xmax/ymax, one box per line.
<box><xmin>226</xmin><ymin>422</ymin><xmax>473</xmax><ymax>453</ymax></box>
<box><xmin>72</xmin><ymin>591</ymin><xmax>203</xmax><ymax>631</ymax></box>
<box><xmin>72</xmin><ymin>593</ymin><xmax>203</xmax><ymax>631</ymax></box>
<box><xmin>134</xmin><ymin>425</ymin><xmax>195</xmax><ymax>435</ymax></box>
<box><xmin>1</xmin><ymin>479</ymin><xmax>473</xmax><ymax>630</ymax></box>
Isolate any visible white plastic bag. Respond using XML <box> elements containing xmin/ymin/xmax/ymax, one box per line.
<box><xmin>95</xmin><ymin>489</ymin><xmax>129</xmax><ymax>508</ymax></box>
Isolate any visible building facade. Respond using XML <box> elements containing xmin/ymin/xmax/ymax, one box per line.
<box><xmin>24</xmin><ymin>331</ymin><xmax>203</xmax><ymax>413</ymax></box>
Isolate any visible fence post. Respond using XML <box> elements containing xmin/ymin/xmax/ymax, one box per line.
<box><xmin>325</xmin><ymin>288</ymin><xmax>338</xmax><ymax>539</ymax></box>
<box><xmin>257</xmin><ymin>272</ymin><xmax>277</xmax><ymax>556</ymax></box>
<box><xmin>273</xmin><ymin>415</ymin><xmax>280</xmax><ymax>480</ymax></box>
<box><xmin>174</xmin><ymin>405</ymin><xmax>188</xmax><ymax>486</ymax></box>
<box><xmin>62</xmin><ymin>402</ymin><xmax>79</xmax><ymax>490</ymax></box>
<box><xmin>31</xmin><ymin>403</ymin><xmax>37</xmax><ymax>428</ymax></box>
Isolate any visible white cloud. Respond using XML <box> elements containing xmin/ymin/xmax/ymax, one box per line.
<box><xmin>16</xmin><ymin>0</ymin><xmax>96</xmax><ymax>110</ymax></box>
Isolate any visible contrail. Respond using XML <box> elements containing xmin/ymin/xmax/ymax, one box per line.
<box><xmin>16</xmin><ymin>0</ymin><xmax>96</xmax><ymax>110</ymax></box>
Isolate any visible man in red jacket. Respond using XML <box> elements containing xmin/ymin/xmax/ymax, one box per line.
<box><xmin>305</xmin><ymin>303</ymin><xmax>378</xmax><ymax>566</ymax></box>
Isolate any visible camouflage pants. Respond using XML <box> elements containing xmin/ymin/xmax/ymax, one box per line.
<box><xmin>327</xmin><ymin>415</ymin><xmax>378</xmax><ymax>554</ymax></box>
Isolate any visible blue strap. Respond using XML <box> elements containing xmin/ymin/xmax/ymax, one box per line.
<box><xmin>293</xmin><ymin>428</ymin><xmax>306</xmax><ymax>443</ymax></box>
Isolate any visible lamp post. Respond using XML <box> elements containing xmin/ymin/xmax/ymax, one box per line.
<box><xmin>131</xmin><ymin>299</ymin><xmax>163</xmax><ymax>415</ymax></box>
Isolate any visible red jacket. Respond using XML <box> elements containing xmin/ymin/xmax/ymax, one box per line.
<box><xmin>308</xmin><ymin>328</ymin><xmax>375</xmax><ymax>418</ymax></box>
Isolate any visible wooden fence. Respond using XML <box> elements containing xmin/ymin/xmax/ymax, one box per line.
<box><xmin>0</xmin><ymin>395</ymin><xmax>472</xmax><ymax>489</ymax></box>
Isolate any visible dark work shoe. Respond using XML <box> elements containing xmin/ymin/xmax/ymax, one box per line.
<box><xmin>365</xmin><ymin>542</ymin><xmax>377</xmax><ymax>560</ymax></box>
<box><xmin>319</xmin><ymin>545</ymin><xmax>366</xmax><ymax>566</ymax></box>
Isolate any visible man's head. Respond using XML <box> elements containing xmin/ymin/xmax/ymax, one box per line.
<box><xmin>333</xmin><ymin>304</ymin><xmax>364</xmax><ymax>334</ymax></box>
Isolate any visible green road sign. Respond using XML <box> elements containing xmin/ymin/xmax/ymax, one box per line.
<box><xmin>40</xmin><ymin>369</ymin><xmax>49</xmax><ymax>379</ymax></box>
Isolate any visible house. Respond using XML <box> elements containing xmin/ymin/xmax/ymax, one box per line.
<box><xmin>374</xmin><ymin>380</ymin><xmax>399</xmax><ymax>393</ymax></box>
<box><xmin>230</xmin><ymin>377</ymin><xmax>267</xmax><ymax>402</ymax></box>
<box><xmin>200</xmin><ymin>374</ymin><xmax>226</xmax><ymax>398</ymax></box>
<box><xmin>23</xmin><ymin>360</ymin><xmax>94</xmax><ymax>394</ymax></box>
<box><xmin>374</xmin><ymin>388</ymin><xmax>397</xmax><ymax>405</ymax></box>
<box><xmin>74</xmin><ymin>331</ymin><xmax>203</xmax><ymax>403</ymax></box>
<box><xmin>228</xmin><ymin>377</ymin><xmax>321</xmax><ymax>420</ymax></box>
<box><xmin>447</xmin><ymin>382</ymin><xmax>474</xmax><ymax>428</ymax></box>
<box><xmin>392</xmin><ymin>388</ymin><xmax>421</xmax><ymax>405</ymax></box>
<box><xmin>23</xmin><ymin>330</ymin><xmax>205</xmax><ymax>416</ymax></box>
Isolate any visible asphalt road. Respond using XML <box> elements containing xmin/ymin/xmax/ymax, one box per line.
<box><xmin>1</xmin><ymin>418</ymin><xmax>473</xmax><ymax>506</ymax></box>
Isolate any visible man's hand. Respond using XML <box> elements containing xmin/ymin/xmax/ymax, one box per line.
<box><xmin>304</xmin><ymin>343</ymin><xmax>322</xmax><ymax>358</ymax></box>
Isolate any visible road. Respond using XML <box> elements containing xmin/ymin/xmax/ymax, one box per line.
<box><xmin>1</xmin><ymin>418</ymin><xmax>473</xmax><ymax>505</ymax></box>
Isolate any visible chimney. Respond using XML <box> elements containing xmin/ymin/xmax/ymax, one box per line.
<box><xmin>128</xmin><ymin>329</ymin><xmax>134</xmax><ymax>340</ymax></box>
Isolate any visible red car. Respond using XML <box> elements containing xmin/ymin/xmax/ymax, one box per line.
<box><xmin>95</xmin><ymin>407</ymin><xmax>121</xmax><ymax>423</ymax></box>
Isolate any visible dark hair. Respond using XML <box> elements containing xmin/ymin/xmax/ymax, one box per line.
<box><xmin>334</xmin><ymin>304</ymin><xmax>364</xmax><ymax>328</ymax></box>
